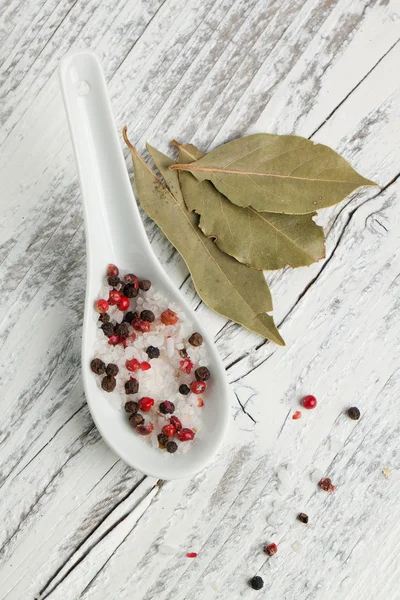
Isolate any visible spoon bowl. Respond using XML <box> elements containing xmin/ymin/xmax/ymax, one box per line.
<box><xmin>58</xmin><ymin>50</ymin><xmax>230</xmax><ymax>480</ymax></box>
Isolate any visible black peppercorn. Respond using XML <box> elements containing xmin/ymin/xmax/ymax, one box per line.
<box><xmin>98</xmin><ymin>313</ymin><xmax>110</xmax><ymax>324</ymax></box>
<box><xmin>91</xmin><ymin>358</ymin><xmax>106</xmax><ymax>375</ymax></box>
<box><xmin>141</xmin><ymin>310</ymin><xmax>155</xmax><ymax>323</ymax></box>
<box><xmin>139</xmin><ymin>279</ymin><xmax>151</xmax><ymax>291</ymax></box>
<box><xmin>159</xmin><ymin>401</ymin><xmax>175</xmax><ymax>414</ymax></box>
<box><xmin>101</xmin><ymin>322</ymin><xmax>115</xmax><ymax>338</ymax></box>
<box><xmin>298</xmin><ymin>513</ymin><xmax>309</xmax><ymax>524</ymax></box>
<box><xmin>166</xmin><ymin>441</ymin><xmax>178</xmax><ymax>453</ymax></box>
<box><xmin>106</xmin><ymin>363</ymin><xmax>119</xmax><ymax>377</ymax></box>
<box><xmin>195</xmin><ymin>366</ymin><xmax>210</xmax><ymax>381</ymax></box>
<box><xmin>249</xmin><ymin>576</ymin><xmax>264</xmax><ymax>591</ymax></box>
<box><xmin>188</xmin><ymin>332</ymin><xmax>203</xmax><ymax>347</ymax></box>
<box><xmin>179</xmin><ymin>384</ymin><xmax>190</xmax><ymax>395</ymax></box>
<box><xmin>123</xmin><ymin>311</ymin><xmax>138</xmax><ymax>324</ymax></box>
<box><xmin>101</xmin><ymin>375</ymin><xmax>116</xmax><ymax>392</ymax></box>
<box><xmin>129</xmin><ymin>413</ymin><xmax>144</xmax><ymax>427</ymax></box>
<box><xmin>107</xmin><ymin>275</ymin><xmax>120</xmax><ymax>287</ymax></box>
<box><xmin>158</xmin><ymin>433</ymin><xmax>169</xmax><ymax>446</ymax></box>
<box><xmin>115</xmin><ymin>322</ymin><xmax>129</xmax><ymax>338</ymax></box>
<box><xmin>347</xmin><ymin>407</ymin><xmax>360</xmax><ymax>420</ymax></box>
<box><xmin>123</xmin><ymin>283</ymin><xmax>138</xmax><ymax>298</ymax></box>
<box><xmin>146</xmin><ymin>346</ymin><xmax>160</xmax><ymax>359</ymax></box>
<box><xmin>125</xmin><ymin>379</ymin><xmax>139</xmax><ymax>394</ymax></box>
<box><xmin>123</xmin><ymin>273</ymin><xmax>138</xmax><ymax>284</ymax></box>
<box><xmin>125</xmin><ymin>400</ymin><xmax>139</xmax><ymax>414</ymax></box>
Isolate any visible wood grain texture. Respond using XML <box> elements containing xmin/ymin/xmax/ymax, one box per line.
<box><xmin>0</xmin><ymin>0</ymin><xmax>399</xmax><ymax>598</ymax></box>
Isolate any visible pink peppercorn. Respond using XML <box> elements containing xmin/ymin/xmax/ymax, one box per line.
<box><xmin>138</xmin><ymin>397</ymin><xmax>154</xmax><ymax>412</ymax></box>
<box><xmin>94</xmin><ymin>299</ymin><xmax>109</xmax><ymax>313</ymax></box>
<box><xmin>170</xmin><ymin>416</ymin><xmax>182</xmax><ymax>431</ymax></box>
<box><xmin>117</xmin><ymin>295</ymin><xmax>130</xmax><ymax>311</ymax></box>
<box><xmin>161</xmin><ymin>309</ymin><xmax>179</xmax><ymax>325</ymax></box>
<box><xmin>177</xmin><ymin>428</ymin><xmax>195</xmax><ymax>441</ymax></box>
<box><xmin>126</xmin><ymin>358</ymin><xmax>140</xmax><ymax>372</ymax></box>
<box><xmin>107</xmin><ymin>264</ymin><xmax>119</xmax><ymax>277</ymax></box>
<box><xmin>108</xmin><ymin>289</ymin><xmax>122</xmax><ymax>305</ymax></box>
<box><xmin>191</xmin><ymin>381</ymin><xmax>206</xmax><ymax>394</ymax></box>
<box><xmin>302</xmin><ymin>395</ymin><xmax>317</xmax><ymax>409</ymax></box>
<box><xmin>180</xmin><ymin>359</ymin><xmax>194</xmax><ymax>374</ymax></box>
<box><xmin>264</xmin><ymin>543</ymin><xmax>278</xmax><ymax>556</ymax></box>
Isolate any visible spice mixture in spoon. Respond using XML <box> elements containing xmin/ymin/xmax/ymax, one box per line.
<box><xmin>90</xmin><ymin>265</ymin><xmax>211</xmax><ymax>454</ymax></box>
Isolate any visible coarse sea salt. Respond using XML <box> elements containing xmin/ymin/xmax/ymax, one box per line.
<box><xmin>291</xmin><ymin>540</ymin><xmax>303</xmax><ymax>553</ymax></box>
<box><xmin>267</xmin><ymin>512</ymin><xmax>280</xmax><ymax>526</ymax></box>
<box><xmin>157</xmin><ymin>544</ymin><xmax>178</xmax><ymax>556</ymax></box>
<box><xmin>310</xmin><ymin>468</ymin><xmax>324</xmax><ymax>483</ymax></box>
<box><xmin>92</xmin><ymin>272</ymin><xmax>211</xmax><ymax>454</ymax></box>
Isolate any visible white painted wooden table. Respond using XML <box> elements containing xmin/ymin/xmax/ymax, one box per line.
<box><xmin>1</xmin><ymin>1</ymin><xmax>399</xmax><ymax>598</ymax></box>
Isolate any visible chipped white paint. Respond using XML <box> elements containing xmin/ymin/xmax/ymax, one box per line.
<box><xmin>0</xmin><ymin>0</ymin><xmax>399</xmax><ymax>599</ymax></box>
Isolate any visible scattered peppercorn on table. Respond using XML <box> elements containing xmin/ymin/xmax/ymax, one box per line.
<box><xmin>1</xmin><ymin>2</ymin><xmax>400</xmax><ymax>599</ymax></box>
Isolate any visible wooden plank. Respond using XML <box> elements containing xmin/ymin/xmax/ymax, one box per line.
<box><xmin>44</xmin><ymin>180</ymin><xmax>400</xmax><ymax>600</ymax></box>
<box><xmin>220</xmin><ymin>36</ymin><xmax>400</xmax><ymax>378</ymax></box>
<box><xmin>0</xmin><ymin>407</ymin><xmax>146</xmax><ymax>598</ymax></box>
<box><xmin>43</xmin><ymin>28</ymin><xmax>399</xmax><ymax>598</ymax></box>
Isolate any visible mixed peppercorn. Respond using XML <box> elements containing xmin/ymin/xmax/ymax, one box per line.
<box><xmin>93</xmin><ymin>297</ymin><xmax>364</xmax><ymax>592</ymax></box>
<box><xmin>90</xmin><ymin>264</ymin><xmax>211</xmax><ymax>453</ymax></box>
<box><xmin>250</xmin><ymin>576</ymin><xmax>264</xmax><ymax>591</ymax></box>
<box><xmin>347</xmin><ymin>406</ymin><xmax>361</xmax><ymax>420</ymax></box>
<box><xmin>244</xmin><ymin>393</ymin><xmax>363</xmax><ymax>591</ymax></box>
<box><xmin>297</xmin><ymin>512</ymin><xmax>309</xmax><ymax>524</ymax></box>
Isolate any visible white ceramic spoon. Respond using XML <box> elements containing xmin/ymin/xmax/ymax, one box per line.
<box><xmin>58</xmin><ymin>49</ymin><xmax>230</xmax><ymax>480</ymax></box>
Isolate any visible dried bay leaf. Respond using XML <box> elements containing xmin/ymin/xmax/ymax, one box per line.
<box><xmin>170</xmin><ymin>134</ymin><xmax>377</xmax><ymax>215</ymax></box>
<box><xmin>146</xmin><ymin>144</ymin><xmax>184</xmax><ymax>204</ymax></box>
<box><xmin>124</xmin><ymin>135</ymin><xmax>284</xmax><ymax>345</ymax></box>
<box><xmin>173</xmin><ymin>141</ymin><xmax>326</xmax><ymax>270</ymax></box>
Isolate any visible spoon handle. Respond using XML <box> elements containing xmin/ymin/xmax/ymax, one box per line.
<box><xmin>58</xmin><ymin>49</ymin><xmax>149</xmax><ymax>276</ymax></box>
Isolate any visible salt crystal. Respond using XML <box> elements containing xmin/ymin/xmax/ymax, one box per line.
<box><xmin>157</xmin><ymin>544</ymin><xmax>178</xmax><ymax>555</ymax></box>
<box><xmin>166</xmin><ymin>337</ymin><xmax>174</xmax><ymax>357</ymax></box>
<box><xmin>277</xmin><ymin>483</ymin><xmax>289</xmax><ymax>497</ymax></box>
<box><xmin>292</xmin><ymin>541</ymin><xmax>303</xmax><ymax>552</ymax></box>
<box><xmin>310</xmin><ymin>468</ymin><xmax>324</xmax><ymax>483</ymax></box>
<box><xmin>329</xmin><ymin>436</ymin><xmax>344</xmax><ymax>453</ymax></box>
<box><xmin>277</xmin><ymin>468</ymin><xmax>291</xmax><ymax>486</ymax></box>
<box><xmin>209</xmin><ymin>581</ymin><xmax>222</xmax><ymax>593</ymax></box>
<box><xmin>267</xmin><ymin>512</ymin><xmax>280</xmax><ymax>526</ymax></box>
<box><xmin>135</xmin><ymin>337</ymin><xmax>144</xmax><ymax>349</ymax></box>
<box><xmin>272</xmin><ymin>499</ymin><xmax>285</xmax><ymax>510</ymax></box>
<box><xmin>124</xmin><ymin>347</ymin><xmax>135</xmax><ymax>359</ymax></box>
